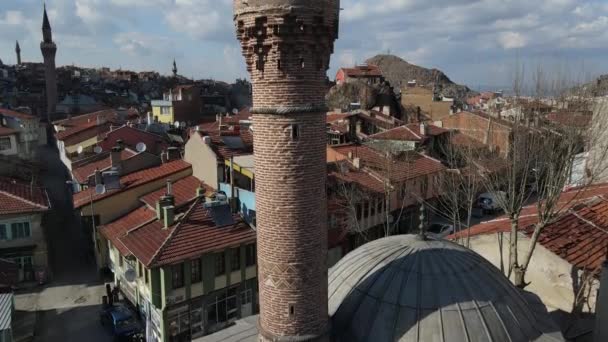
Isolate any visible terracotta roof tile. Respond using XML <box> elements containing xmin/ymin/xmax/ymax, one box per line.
<box><xmin>330</xmin><ymin>144</ymin><xmax>446</xmax><ymax>183</ymax></box>
<box><xmin>0</xmin><ymin>127</ymin><xmax>17</xmax><ymax>136</ymax></box>
<box><xmin>140</xmin><ymin>176</ymin><xmax>213</xmax><ymax>208</ymax></box>
<box><xmin>0</xmin><ymin>178</ymin><xmax>49</xmax><ymax>215</ymax></box>
<box><xmin>99</xmin><ymin>125</ymin><xmax>168</xmax><ymax>155</ymax></box>
<box><xmin>119</xmin><ymin>199</ymin><xmax>255</xmax><ymax>267</ymax></box>
<box><xmin>0</xmin><ymin>108</ymin><xmax>37</xmax><ymax>120</ymax></box>
<box><xmin>73</xmin><ymin>160</ymin><xmax>191</xmax><ymax>208</ymax></box>
<box><xmin>326</xmin><ymin>113</ymin><xmax>353</xmax><ymax>124</ymax></box>
<box><xmin>98</xmin><ymin>206</ymin><xmax>157</xmax><ymax>256</ymax></box>
<box><xmin>71</xmin><ymin>149</ymin><xmax>136</xmax><ymax>184</ymax></box>
<box><xmin>369</xmin><ymin>126</ymin><xmax>424</xmax><ymax>141</ymax></box>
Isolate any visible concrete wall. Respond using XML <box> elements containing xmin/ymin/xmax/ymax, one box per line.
<box><xmin>467</xmin><ymin>233</ymin><xmax>599</xmax><ymax>314</ymax></box>
<box><xmin>0</xmin><ymin>213</ymin><xmax>48</xmax><ymax>268</ymax></box>
<box><xmin>0</xmin><ymin>135</ymin><xmax>18</xmax><ymax>156</ymax></box>
<box><xmin>184</xmin><ymin>134</ymin><xmax>219</xmax><ymax>189</ymax></box>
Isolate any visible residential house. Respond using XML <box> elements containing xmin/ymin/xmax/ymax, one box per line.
<box><xmin>0</xmin><ymin>108</ymin><xmax>46</xmax><ymax>160</ymax></box>
<box><xmin>53</xmin><ymin>108</ymin><xmax>139</xmax><ymax>170</ymax></box>
<box><xmin>401</xmin><ymin>86</ymin><xmax>455</xmax><ymax>121</ymax></box>
<box><xmin>99</xmin><ymin>192</ymin><xmax>256</xmax><ymax>342</ymax></box>
<box><xmin>335</xmin><ymin>64</ymin><xmax>384</xmax><ymax>85</ymax></box>
<box><xmin>0</xmin><ymin>178</ymin><xmax>50</xmax><ymax>282</ymax></box>
<box><xmin>326</xmin><ymin>113</ymin><xmax>356</xmax><ymax>145</ymax></box>
<box><xmin>349</xmin><ymin>110</ymin><xmax>403</xmax><ymax>138</ymax></box>
<box><xmin>366</xmin><ymin>122</ymin><xmax>450</xmax><ymax>159</ymax></box>
<box><xmin>184</xmin><ymin>110</ymin><xmax>253</xmax><ymax>190</ymax></box>
<box><xmin>450</xmin><ymin>184</ymin><xmax>608</xmax><ymax>339</ymax></box>
<box><xmin>69</xmin><ymin>146</ymin><xmax>161</xmax><ymax>193</ymax></box>
<box><xmin>441</xmin><ymin>111</ymin><xmax>513</xmax><ymax>155</ymax></box>
<box><xmin>151</xmin><ymin>85</ymin><xmax>203</xmax><ymax>125</ymax></box>
<box><xmin>98</xmin><ymin>125</ymin><xmax>168</xmax><ymax>156</ymax></box>
<box><xmin>72</xmin><ymin>158</ymin><xmax>192</xmax><ymax>268</ymax></box>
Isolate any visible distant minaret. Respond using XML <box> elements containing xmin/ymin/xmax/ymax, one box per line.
<box><xmin>40</xmin><ymin>3</ymin><xmax>58</xmax><ymax>122</ymax></box>
<box><xmin>15</xmin><ymin>41</ymin><xmax>21</xmax><ymax>65</ymax></box>
<box><xmin>172</xmin><ymin>59</ymin><xmax>178</xmax><ymax>78</ymax></box>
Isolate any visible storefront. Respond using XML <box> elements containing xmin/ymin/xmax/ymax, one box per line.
<box><xmin>165</xmin><ymin>279</ymin><xmax>258</xmax><ymax>342</ymax></box>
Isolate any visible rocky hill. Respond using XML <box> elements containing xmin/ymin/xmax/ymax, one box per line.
<box><xmin>366</xmin><ymin>54</ymin><xmax>474</xmax><ymax>100</ymax></box>
<box><xmin>574</xmin><ymin>74</ymin><xmax>608</xmax><ymax>97</ymax></box>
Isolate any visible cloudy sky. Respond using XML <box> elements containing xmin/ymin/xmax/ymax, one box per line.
<box><xmin>1</xmin><ymin>0</ymin><xmax>607</xmax><ymax>89</ymax></box>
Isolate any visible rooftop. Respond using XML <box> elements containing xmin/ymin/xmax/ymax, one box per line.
<box><xmin>71</xmin><ymin>149</ymin><xmax>137</xmax><ymax>184</ymax></box>
<box><xmin>140</xmin><ymin>176</ymin><xmax>213</xmax><ymax>208</ymax></box>
<box><xmin>0</xmin><ymin>177</ymin><xmax>50</xmax><ymax>215</ymax></box>
<box><xmin>0</xmin><ymin>108</ymin><xmax>37</xmax><ymax>121</ymax></box>
<box><xmin>98</xmin><ymin>125</ymin><xmax>167</xmax><ymax>154</ymax></box>
<box><xmin>73</xmin><ymin>160</ymin><xmax>191</xmax><ymax>209</ymax></box>
<box><xmin>119</xmin><ymin>199</ymin><xmax>255</xmax><ymax>267</ymax></box>
<box><xmin>0</xmin><ymin>127</ymin><xmax>17</xmax><ymax>137</ymax></box>
<box><xmin>340</xmin><ymin>64</ymin><xmax>383</xmax><ymax>78</ymax></box>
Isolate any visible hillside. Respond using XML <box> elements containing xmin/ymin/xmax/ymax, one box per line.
<box><xmin>575</xmin><ymin>74</ymin><xmax>608</xmax><ymax>97</ymax></box>
<box><xmin>366</xmin><ymin>54</ymin><xmax>474</xmax><ymax>100</ymax></box>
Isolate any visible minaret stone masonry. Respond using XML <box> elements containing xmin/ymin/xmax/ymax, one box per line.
<box><xmin>15</xmin><ymin>41</ymin><xmax>21</xmax><ymax>65</ymax></box>
<box><xmin>233</xmin><ymin>1</ymin><xmax>340</xmax><ymax>341</ymax></box>
<box><xmin>41</xmin><ymin>4</ymin><xmax>57</xmax><ymax>122</ymax></box>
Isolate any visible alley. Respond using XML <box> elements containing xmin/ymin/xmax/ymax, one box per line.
<box><xmin>14</xmin><ymin>144</ymin><xmax>111</xmax><ymax>342</ymax></box>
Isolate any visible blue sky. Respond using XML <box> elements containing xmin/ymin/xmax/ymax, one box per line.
<box><xmin>1</xmin><ymin>0</ymin><xmax>608</xmax><ymax>88</ymax></box>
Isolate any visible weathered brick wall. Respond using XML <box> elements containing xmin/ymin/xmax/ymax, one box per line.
<box><xmin>234</xmin><ymin>1</ymin><xmax>339</xmax><ymax>340</ymax></box>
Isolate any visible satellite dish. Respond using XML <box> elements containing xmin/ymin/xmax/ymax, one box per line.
<box><xmin>77</xmin><ymin>146</ymin><xmax>84</xmax><ymax>154</ymax></box>
<box><xmin>124</xmin><ymin>268</ymin><xmax>136</xmax><ymax>283</ymax></box>
<box><xmin>232</xmin><ymin>108</ymin><xmax>238</xmax><ymax>115</ymax></box>
<box><xmin>95</xmin><ymin>184</ymin><xmax>106</xmax><ymax>195</ymax></box>
<box><xmin>136</xmin><ymin>142</ymin><xmax>147</xmax><ymax>153</ymax></box>
<box><xmin>94</xmin><ymin>146</ymin><xmax>102</xmax><ymax>154</ymax></box>
<box><xmin>174</xmin><ymin>121</ymin><xmax>180</xmax><ymax>128</ymax></box>
<box><xmin>180</xmin><ymin>121</ymin><xmax>186</xmax><ymax>128</ymax></box>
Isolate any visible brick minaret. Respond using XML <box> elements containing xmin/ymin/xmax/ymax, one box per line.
<box><xmin>15</xmin><ymin>41</ymin><xmax>21</xmax><ymax>65</ymax></box>
<box><xmin>234</xmin><ymin>1</ymin><xmax>339</xmax><ymax>341</ymax></box>
<box><xmin>40</xmin><ymin>4</ymin><xmax>57</xmax><ymax>122</ymax></box>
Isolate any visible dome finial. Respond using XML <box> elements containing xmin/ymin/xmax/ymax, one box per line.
<box><xmin>418</xmin><ymin>202</ymin><xmax>427</xmax><ymax>239</ymax></box>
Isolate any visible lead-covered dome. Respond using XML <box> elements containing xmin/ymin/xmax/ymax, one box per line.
<box><xmin>328</xmin><ymin>235</ymin><xmax>564</xmax><ymax>342</ymax></box>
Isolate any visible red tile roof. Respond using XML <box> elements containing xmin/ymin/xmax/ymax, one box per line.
<box><xmin>340</xmin><ymin>65</ymin><xmax>383</xmax><ymax>78</ymax></box>
<box><xmin>369</xmin><ymin>126</ymin><xmax>424</xmax><ymax>141</ymax></box>
<box><xmin>140</xmin><ymin>176</ymin><xmax>213</xmax><ymax>208</ymax></box>
<box><xmin>119</xmin><ymin>199</ymin><xmax>255</xmax><ymax>267</ymax></box>
<box><xmin>525</xmin><ymin>197</ymin><xmax>608</xmax><ymax>271</ymax></box>
<box><xmin>330</xmin><ymin>144</ymin><xmax>446</xmax><ymax>183</ymax></box>
<box><xmin>73</xmin><ymin>160</ymin><xmax>192</xmax><ymax>209</ymax></box>
<box><xmin>0</xmin><ymin>127</ymin><xmax>17</xmax><ymax>136</ymax></box>
<box><xmin>53</xmin><ymin>108</ymin><xmax>137</xmax><ymax>126</ymax></box>
<box><xmin>451</xmin><ymin>184</ymin><xmax>608</xmax><ymax>256</ymax></box>
<box><xmin>71</xmin><ymin>149</ymin><xmax>137</xmax><ymax>184</ymax></box>
<box><xmin>0</xmin><ymin>108</ymin><xmax>37</xmax><ymax>120</ymax></box>
<box><xmin>99</xmin><ymin>125</ymin><xmax>167</xmax><ymax>155</ymax></box>
<box><xmin>191</xmin><ymin>118</ymin><xmax>253</xmax><ymax>160</ymax></box>
<box><xmin>326</xmin><ymin>113</ymin><xmax>353</xmax><ymax>124</ymax></box>
<box><xmin>0</xmin><ymin>178</ymin><xmax>49</xmax><ymax>215</ymax></box>
<box><xmin>99</xmin><ymin>206</ymin><xmax>157</xmax><ymax>256</ymax></box>
<box><xmin>54</xmin><ymin>109</ymin><xmax>139</xmax><ymax>142</ymax></box>
<box><xmin>328</xmin><ymin>164</ymin><xmax>385</xmax><ymax>194</ymax></box>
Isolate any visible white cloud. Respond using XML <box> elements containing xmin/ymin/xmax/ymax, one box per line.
<box><xmin>0</xmin><ymin>10</ymin><xmax>25</xmax><ymax>25</ymax></box>
<box><xmin>498</xmin><ymin>32</ymin><xmax>527</xmax><ymax>49</ymax></box>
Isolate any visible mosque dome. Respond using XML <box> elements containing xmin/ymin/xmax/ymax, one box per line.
<box><xmin>328</xmin><ymin>235</ymin><xmax>564</xmax><ymax>342</ymax></box>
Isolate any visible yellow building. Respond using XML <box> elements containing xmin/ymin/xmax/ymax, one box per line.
<box><xmin>151</xmin><ymin>100</ymin><xmax>174</xmax><ymax>124</ymax></box>
<box><xmin>151</xmin><ymin>85</ymin><xmax>203</xmax><ymax>125</ymax></box>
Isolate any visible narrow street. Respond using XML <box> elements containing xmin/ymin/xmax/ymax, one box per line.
<box><xmin>14</xmin><ymin>144</ymin><xmax>111</xmax><ymax>342</ymax></box>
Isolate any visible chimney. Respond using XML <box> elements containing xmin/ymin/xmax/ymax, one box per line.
<box><xmin>347</xmin><ymin>151</ymin><xmax>353</xmax><ymax>160</ymax></box>
<box><xmin>94</xmin><ymin>168</ymin><xmax>102</xmax><ymax>185</ymax></box>
<box><xmin>110</xmin><ymin>146</ymin><xmax>122</xmax><ymax>173</ymax></box>
<box><xmin>163</xmin><ymin>205</ymin><xmax>175</xmax><ymax>228</ymax></box>
<box><xmin>165</xmin><ymin>147</ymin><xmax>181</xmax><ymax>161</ymax></box>
<box><xmin>595</xmin><ymin>259</ymin><xmax>608</xmax><ymax>342</ymax></box>
<box><xmin>196</xmin><ymin>187</ymin><xmax>206</xmax><ymax>197</ymax></box>
<box><xmin>420</xmin><ymin>122</ymin><xmax>427</xmax><ymax>136</ymax></box>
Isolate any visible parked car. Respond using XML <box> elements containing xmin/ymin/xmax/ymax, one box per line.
<box><xmin>476</xmin><ymin>191</ymin><xmax>506</xmax><ymax>214</ymax></box>
<box><xmin>426</xmin><ymin>222</ymin><xmax>454</xmax><ymax>239</ymax></box>
<box><xmin>100</xmin><ymin>303</ymin><xmax>142</xmax><ymax>341</ymax></box>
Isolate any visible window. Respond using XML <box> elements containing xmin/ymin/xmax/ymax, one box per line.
<box><xmin>0</xmin><ymin>137</ymin><xmax>11</xmax><ymax>151</ymax></box>
<box><xmin>11</xmin><ymin>222</ymin><xmax>30</xmax><ymax>239</ymax></box>
<box><xmin>0</xmin><ymin>224</ymin><xmax>6</xmax><ymax>240</ymax></box>
<box><xmin>172</xmin><ymin>264</ymin><xmax>184</xmax><ymax>289</ymax></box>
<box><xmin>160</xmin><ymin>106</ymin><xmax>171</xmax><ymax>115</ymax></box>
<box><xmin>191</xmin><ymin>259</ymin><xmax>201</xmax><ymax>283</ymax></box>
<box><xmin>328</xmin><ymin>215</ymin><xmax>337</xmax><ymax>230</ymax></box>
<box><xmin>138</xmin><ymin>262</ymin><xmax>143</xmax><ymax>278</ymax></box>
<box><xmin>10</xmin><ymin>256</ymin><xmax>32</xmax><ymax>269</ymax></box>
<box><xmin>356</xmin><ymin>203</ymin><xmax>362</xmax><ymax>220</ymax></box>
<box><xmin>230</xmin><ymin>248</ymin><xmax>241</xmax><ymax>271</ymax></box>
<box><xmin>291</xmin><ymin>124</ymin><xmax>300</xmax><ymax>140</ymax></box>
<box><xmin>245</xmin><ymin>244</ymin><xmax>256</xmax><ymax>267</ymax></box>
<box><xmin>119</xmin><ymin>255</ymin><xmax>123</xmax><ymax>268</ymax></box>
<box><xmin>214</xmin><ymin>252</ymin><xmax>225</xmax><ymax>276</ymax></box>
<box><xmin>144</xmin><ymin>268</ymin><xmax>149</xmax><ymax>284</ymax></box>
<box><xmin>241</xmin><ymin>289</ymin><xmax>252</xmax><ymax>305</ymax></box>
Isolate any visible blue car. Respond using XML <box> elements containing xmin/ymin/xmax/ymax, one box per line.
<box><xmin>100</xmin><ymin>304</ymin><xmax>142</xmax><ymax>341</ymax></box>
